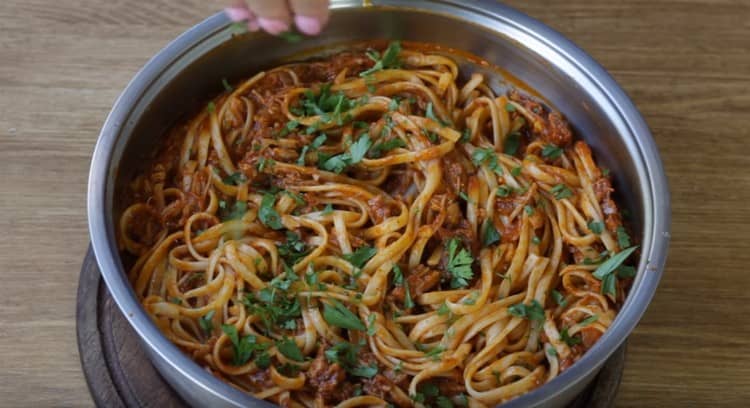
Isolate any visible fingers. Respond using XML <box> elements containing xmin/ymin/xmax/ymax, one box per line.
<box><xmin>289</xmin><ymin>0</ymin><xmax>330</xmax><ymax>35</ymax></box>
<box><xmin>225</xmin><ymin>0</ymin><xmax>330</xmax><ymax>36</ymax></box>
<box><xmin>244</xmin><ymin>0</ymin><xmax>293</xmax><ymax>35</ymax></box>
<box><xmin>224</xmin><ymin>1</ymin><xmax>260</xmax><ymax>31</ymax></box>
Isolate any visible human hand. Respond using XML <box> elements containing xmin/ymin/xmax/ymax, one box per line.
<box><xmin>225</xmin><ymin>0</ymin><xmax>330</xmax><ymax>36</ymax></box>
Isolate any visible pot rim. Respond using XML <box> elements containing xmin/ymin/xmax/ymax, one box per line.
<box><xmin>88</xmin><ymin>1</ymin><xmax>670</xmax><ymax>406</ymax></box>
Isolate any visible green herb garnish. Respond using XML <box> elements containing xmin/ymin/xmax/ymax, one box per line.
<box><xmin>446</xmin><ymin>238</ymin><xmax>474</xmax><ymax>288</ymax></box>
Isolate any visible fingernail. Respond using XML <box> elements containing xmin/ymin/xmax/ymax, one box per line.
<box><xmin>224</xmin><ymin>7</ymin><xmax>250</xmax><ymax>22</ymax></box>
<box><xmin>294</xmin><ymin>15</ymin><xmax>323</xmax><ymax>35</ymax></box>
<box><xmin>247</xmin><ymin>19</ymin><xmax>260</xmax><ymax>32</ymax></box>
<box><xmin>258</xmin><ymin>18</ymin><xmax>290</xmax><ymax>35</ymax></box>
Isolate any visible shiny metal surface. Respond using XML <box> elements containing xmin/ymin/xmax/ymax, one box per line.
<box><xmin>87</xmin><ymin>1</ymin><xmax>671</xmax><ymax>407</ymax></box>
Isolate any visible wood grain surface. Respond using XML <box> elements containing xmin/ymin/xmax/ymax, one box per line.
<box><xmin>0</xmin><ymin>0</ymin><xmax>747</xmax><ymax>407</ymax></box>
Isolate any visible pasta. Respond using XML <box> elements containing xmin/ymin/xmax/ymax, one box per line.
<box><xmin>120</xmin><ymin>42</ymin><xmax>638</xmax><ymax>407</ymax></box>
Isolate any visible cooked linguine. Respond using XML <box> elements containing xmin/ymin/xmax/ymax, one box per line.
<box><xmin>120</xmin><ymin>42</ymin><xmax>637</xmax><ymax>407</ymax></box>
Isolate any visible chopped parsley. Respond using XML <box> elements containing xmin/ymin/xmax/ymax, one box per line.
<box><xmin>207</xmin><ymin>101</ymin><xmax>216</xmax><ymax>113</ymax></box>
<box><xmin>257</xmin><ymin>157</ymin><xmax>275</xmax><ymax>171</ymax></box>
<box><xmin>403</xmin><ymin>280</ymin><xmax>415</xmax><ymax>309</ymax></box>
<box><xmin>221</xmin><ymin>200</ymin><xmax>247</xmax><ymax>221</ymax></box>
<box><xmin>322</xmin><ymin>299</ymin><xmax>366</xmax><ymax>331</ymax></box>
<box><xmin>616</xmin><ymin>226</ymin><xmax>631</xmax><ymax>248</ymax></box>
<box><xmin>587</xmin><ymin>221</ymin><xmax>604</xmax><ymax>235</ymax></box>
<box><xmin>511</xmin><ymin>166</ymin><xmax>522</xmax><ymax>177</ymax></box>
<box><xmin>369</xmin><ymin>137</ymin><xmax>406</xmax><ymax>158</ymax></box>
<box><xmin>437</xmin><ymin>302</ymin><xmax>450</xmax><ymax>316</ymax></box>
<box><xmin>277</xmin><ymin>231</ymin><xmax>309</xmax><ymax>266</ymax></box>
<box><xmin>221</xmin><ymin>78</ymin><xmax>233</xmax><ymax>92</ymax></box>
<box><xmin>561</xmin><ymin>328</ymin><xmax>582</xmax><ymax>346</ymax></box>
<box><xmin>325</xmin><ymin>341</ymin><xmax>378</xmax><ymax>378</ymax></box>
<box><xmin>276</xmin><ymin>337</ymin><xmax>304</xmax><ymax>361</ymax></box>
<box><xmin>342</xmin><ymin>245</ymin><xmax>377</xmax><ymax>269</ymax></box>
<box><xmin>482</xmin><ymin>220</ymin><xmax>501</xmax><ymax>247</ymax></box>
<box><xmin>508</xmin><ymin>300</ymin><xmax>545</xmax><ymax>322</ymax></box>
<box><xmin>592</xmin><ymin>246</ymin><xmax>638</xmax><ymax>296</ymax></box>
<box><xmin>221</xmin><ymin>324</ymin><xmax>270</xmax><ymax>366</ymax></box>
<box><xmin>446</xmin><ymin>238</ymin><xmax>474</xmax><ymax>288</ymax></box>
<box><xmin>472</xmin><ymin>148</ymin><xmax>503</xmax><ymax>176</ymax></box>
<box><xmin>258</xmin><ymin>193</ymin><xmax>283</xmax><ymax>230</ymax></box>
<box><xmin>279</xmin><ymin>30</ymin><xmax>303</xmax><ymax>43</ymax></box>
<box><xmin>425</xmin><ymin>102</ymin><xmax>446</xmax><ymax>125</ymax></box>
<box><xmin>504</xmin><ymin>132</ymin><xmax>521</xmax><ymax>155</ymax></box>
<box><xmin>541</xmin><ymin>144</ymin><xmax>563</xmax><ymax>159</ymax></box>
<box><xmin>505</xmin><ymin>102</ymin><xmax>516</xmax><ymax>112</ymax></box>
<box><xmin>551</xmin><ymin>184</ymin><xmax>573</xmax><ymax>200</ymax></box>
<box><xmin>531</xmin><ymin>236</ymin><xmax>541</xmax><ymax>245</ymax></box>
<box><xmin>279</xmin><ymin>119</ymin><xmax>300</xmax><ymax>137</ymax></box>
<box><xmin>579</xmin><ymin>315</ymin><xmax>599</xmax><ymax>327</ymax></box>
<box><xmin>296</xmin><ymin>83</ymin><xmax>354</xmax><ymax>125</ymax></box>
<box><xmin>360</xmin><ymin>41</ymin><xmax>402</xmax><ymax>77</ymax></box>
<box><xmin>524</xmin><ymin>205</ymin><xmax>534</xmax><ymax>216</ymax></box>
<box><xmin>242</xmin><ymin>276</ymin><xmax>301</xmax><ymax>334</ymax></box>
<box><xmin>496</xmin><ymin>186</ymin><xmax>511</xmax><ymax>197</ymax></box>
<box><xmin>318</xmin><ymin>134</ymin><xmax>372</xmax><ymax>173</ymax></box>
<box><xmin>551</xmin><ymin>289</ymin><xmax>567</xmax><ymax>306</ymax></box>
<box><xmin>199</xmin><ymin>310</ymin><xmax>215</xmax><ymax>333</ymax></box>
<box><xmin>321</xmin><ymin>203</ymin><xmax>334</xmax><ymax>215</ymax></box>
<box><xmin>424</xmin><ymin>346</ymin><xmax>445</xmax><ymax>361</ymax></box>
<box><xmin>222</xmin><ymin>172</ymin><xmax>246</xmax><ymax>186</ymax></box>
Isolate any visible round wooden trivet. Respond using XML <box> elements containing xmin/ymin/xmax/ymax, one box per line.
<box><xmin>77</xmin><ymin>246</ymin><xmax>625</xmax><ymax>408</ymax></box>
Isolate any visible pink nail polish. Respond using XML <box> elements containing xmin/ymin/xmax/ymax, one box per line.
<box><xmin>295</xmin><ymin>15</ymin><xmax>323</xmax><ymax>36</ymax></box>
<box><xmin>224</xmin><ymin>7</ymin><xmax>250</xmax><ymax>22</ymax></box>
<box><xmin>258</xmin><ymin>18</ymin><xmax>290</xmax><ymax>35</ymax></box>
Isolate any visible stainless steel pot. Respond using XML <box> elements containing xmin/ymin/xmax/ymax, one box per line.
<box><xmin>87</xmin><ymin>1</ymin><xmax>671</xmax><ymax>406</ymax></box>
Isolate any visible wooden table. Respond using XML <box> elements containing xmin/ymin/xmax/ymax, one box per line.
<box><xmin>1</xmin><ymin>0</ymin><xmax>747</xmax><ymax>406</ymax></box>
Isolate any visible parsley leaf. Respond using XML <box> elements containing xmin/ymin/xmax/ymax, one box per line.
<box><xmin>437</xmin><ymin>302</ymin><xmax>450</xmax><ymax>316</ymax></box>
<box><xmin>403</xmin><ymin>280</ymin><xmax>415</xmax><ymax>309</ymax></box>
<box><xmin>602</xmin><ymin>273</ymin><xmax>617</xmax><ymax>296</ymax></box>
<box><xmin>472</xmin><ymin>147</ymin><xmax>503</xmax><ymax>176</ymax></box>
<box><xmin>322</xmin><ymin>299</ymin><xmax>366</xmax><ymax>331</ymax></box>
<box><xmin>482</xmin><ymin>220</ymin><xmax>501</xmax><ymax>247</ymax></box>
<box><xmin>588</xmin><ymin>221</ymin><xmax>604</xmax><ymax>235</ymax></box>
<box><xmin>508</xmin><ymin>300</ymin><xmax>545</xmax><ymax>322</ymax></box>
<box><xmin>349</xmin><ymin>364</ymin><xmax>378</xmax><ymax>378</ymax></box>
<box><xmin>561</xmin><ymin>328</ymin><xmax>582</xmax><ymax>346</ymax></box>
<box><xmin>222</xmin><ymin>78</ymin><xmax>233</xmax><ymax>92</ymax></box>
<box><xmin>222</xmin><ymin>172</ymin><xmax>246</xmax><ymax>186</ymax></box>
<box><xmin>511</xmin><ymin>166</ymin><xmax>522</xmax><ymax>176</ymax></box>
<box><xmin>360</xmin><ymin>41</ymin><xmax>401</xmax><ymax>77</ymax></box>
<box><xmin>369</xmin><ymin>137</ymin><xmax>406</xmax><ymax>158</ymax></box>
<box><xmin>367</xmin><ymin>314</ymin><xmax>377</xmax><ymax>336</ymax></box>
<box><xmin>277</xmin><ymin>231</ymin><xmax>309</xmax><ymax>266</ymax></box>
<box><xmin>221</xmin><ymin>325</ymin><xmax>269</xmax><ymax>366</ymax></box>
<box><xmin>199</xmin><ymin>310</ymin><xmax>215</xmax><ymax>333</ymax></box>
<box><xmin>279</xmin><ymin>30</ymin><xmax>303</xmax><ymax>43</ymax></box>
<box><xmin>504</xmin><ymin>132</ymin><xmax>520</xmax><ymax>155</ymax></box>
<box><xmin>616</xmin><ymin>226</ymin><xmax>631</xmax><ymax>248</ymax></box>
<box><xmin>325</xmin><ymin>341</ymin><xmax>377</xmax><ymax>377</ymax></box>
<box><xmin>276</xmin><ymin>337</ymin><xmax>304</xmax><ymax>362</ymax></box>
<box><xmin>258</xmin><ymin>193</ymin><xmax>283</xmax><ymax>230</ymax></box>
<box><xmin>551</xmin><ymin>184</ymin><xmax>573</xmax><ymax>200</ymax></box>
<box><xmin>541</xmin><ymin>144</ymin><xmax>563</xmax><ymax>159</ymax></box>
<box><xmin>579</xmin><ymin>315</ymin><xmax>599</xmax><ymax>327</ymax></box>
<box><xmin>349</xmin><ymin>134</ymin><xmax>372</xmax><ymax>164</ymax></box>
<box><xmin>551</xmin><ymin>289</ymin><xmax>567</xmax><ymax>307</ymax></box>
<box><xmin>446</xmin><ymin>238</ymin><xmax>474</xmax><ymax>288</ymax></box>
<box><xmin>221</xmin><ymin>201</ymin><xmax>247</xmax><ymax>221</ymax></box>
<box><xmin>592</xmin><ymin>246</ymin><xmax>638</xmax><ymax>280</ymax></box>
<box><xmin>496</xmin><ymin>186</ymin><xmax>511</xmax><ymax>197</ymax></box>
<box><xmin>342</xmin><ymin>245</ymin><xmax>377</xmax><ymax>269</ymax></box>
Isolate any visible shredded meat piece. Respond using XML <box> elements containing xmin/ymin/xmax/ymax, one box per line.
<box><xmin>308</xmin><ymin>348</ymin><xmax>347</xmax><ymax>405</ymax></box>
<box><xmin>435</xmin><ymin>371</ymin><xmax>467</xmax><ymax>395</ymax></box>
<box><xmin>441</xmin><ymin>153</ymin><xmax>470</xmax><ymax>195</ymax></box>
<box><xmin>509</xmin><ymin>90</ymin><xmax>572</xmax><ymax>147</ymax></box>
<box><xmin>391</xmin><ymin>265</ymin><xmax>441</xmax><ymax>304</ymax></box>
<box><xmin>592</xmin><ymin>176</ymin><xmax>623</xmax><ymax>236</ymax></box>
<box><xmin>580</xmin><ymin>327</ymin><xmax>602</xmax><ymax>349</ymax></box>
<box><xmin>367</xmin><ymin>195</ymin><xmax>394</xmax><ymax>224</ymax></box>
